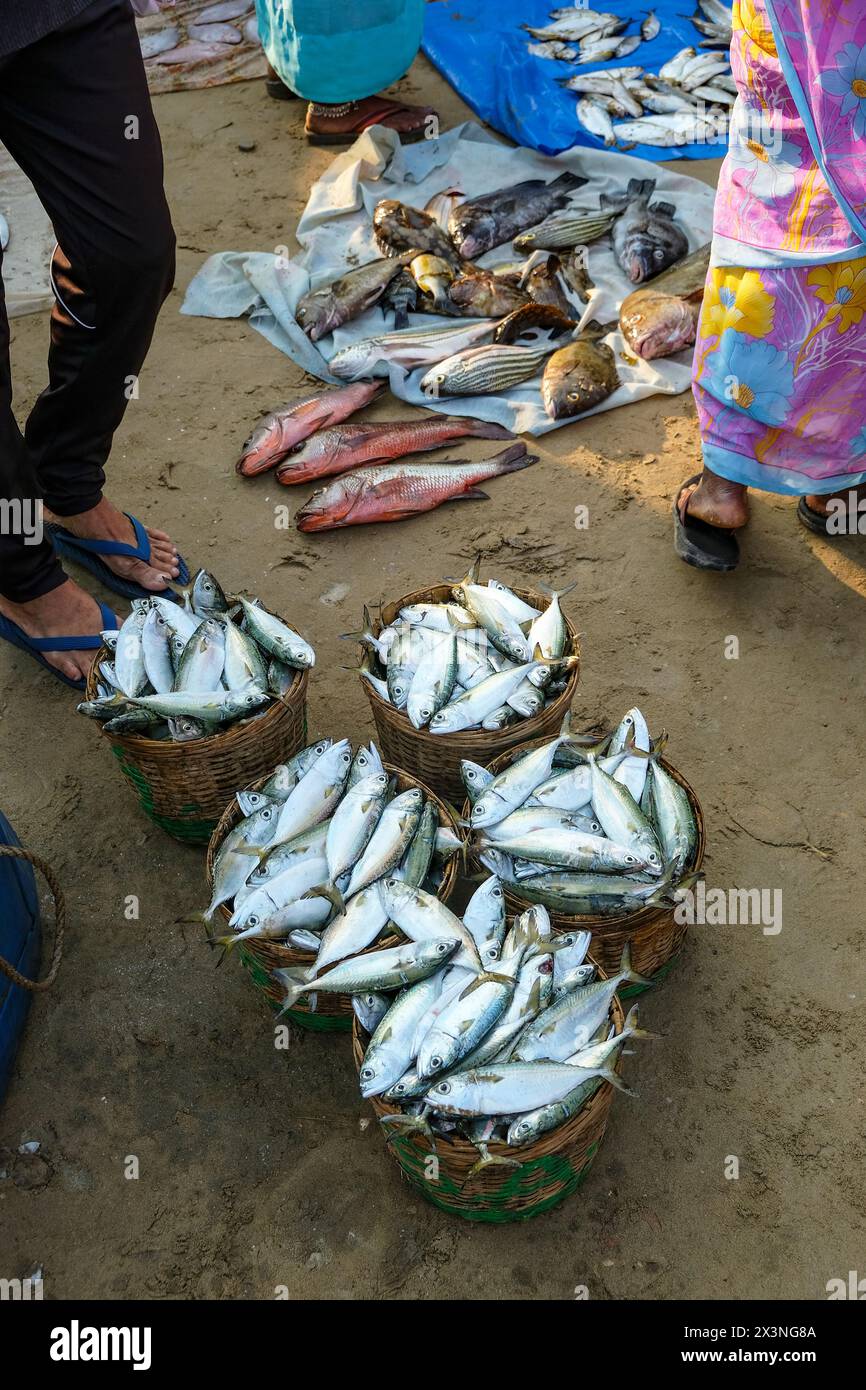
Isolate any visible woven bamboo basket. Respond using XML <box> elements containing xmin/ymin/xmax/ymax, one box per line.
<box><xmin>468</xmin><ymin>738</ymin><xmax>705</xmax><ymax>993</ymax></box>
<box><xmin>206</xmin><ymin>763</ymin><xmax>460</xmax><ymax>1032</ymax></box>
<box><xmin>84</xmin><ymin>604</ymin><xmax>309</xmax><ymax>845</ymax></box>
<box><xmin>353</xmin><ymin>974</ymin><xmax>624</xmax><ymax>1222</ymax></box>
<box><xmin>359</xmin><ymin>582</ymin><xmax>581</xmax><ymax>805</ymax></box>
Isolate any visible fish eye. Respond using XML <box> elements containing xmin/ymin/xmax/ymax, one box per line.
<box><xmin>435</xmin><ymin>943</ymin><xmax>449</xmax><ymax>955</ymax></box>
<box><xmin>654</xmin><ymin>248</ymin><xmax>665</xmax><ymax>261</ymax></box>
<box><xmin>649</xmin><ymin>852</ymin><xmax>660</xmax><ymax>863</ymax></box>
<box><xmin>430</xmin><ymin>1054</ymin><xmax>444</xmax><ymax>1069</ymax></box>
<box><xmin>486</xmin><ymin>946</ymin><xmax>500</xmax><ymax>961</ymax></box>
<box><xmin>262</xmin><ymin>809</ymin><xmax>272</xmax><ymax>820</ymax></box>
<box><xmin>435</xmin><ymin>1081</ymin><xmax>450</xmax><ymax>1094</ymax></box>
<box><xmin>315</xmin><ymin>742</ymin><xmax>327</xmax><ymax>753</ymax></box>
<box><xmin>360</xmin><ymin>1067</ymin><xmax>375</xmax><ymax>1081</ymax></box>
<box><xmin>342</xmin><ymin>753</ymin><xmax>351</xmax><ymax>765</ymax></box>
<box><xmin>247</xmin><ymin>915</ymin><xmax>259</xmax><ymax>928</ymax></box>
<box><xmin>492</xmin><ymin>886</ymin><xmax>503</xmax><ymax>899</ymax></box>
<box><xmin>391</xmin><ymin>1083</ymin><xmax>406</xmax><ymax>1096</ymax></box>
<box><xmin>625</xmin><ymin>855</ymin><xmax>637</xmax><ymax>865</ymax></box>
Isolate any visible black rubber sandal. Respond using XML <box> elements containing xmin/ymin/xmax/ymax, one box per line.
<box><xmin>265</xmin><ymin>65</ymin><xmax>301</xmax><ymax>101</ymax></box>
<box><xmin>673</xmin><ymin>474</ymin><xmax>741</xmax><ymax>572</ymax></box>
<box><xmin>797</xmin><ymin>496</ymin><xmax>840</xmax><ymax>535</ymax></box>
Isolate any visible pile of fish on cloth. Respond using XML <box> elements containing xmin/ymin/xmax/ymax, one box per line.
<box><xmin>201</xmin><ymin>738</ymin><xmax>462</xmax><ymax>959</ymax></box>
<box><xmin>77</xmin><ymin>568</ymin><xmax>314</xmax><ymax>741</ymax></box>
<box><xmin>182</xmin><ymin>122</ymin><xmax>716</xmax><ymax>460</ymax></box>
<box><xmin>354</xmin><ymin>561</ymin><xmax>576</xmax><ymax>733</ymax></box>
<box><xmin>348</xmin><ymin>893</ymin><xmax>655</xmax><ymax>1165</ymax></box>
<box><xmin>469</xmin><ymin>707</ymin><xmax>700</xmax><ymax>918</ymax></box>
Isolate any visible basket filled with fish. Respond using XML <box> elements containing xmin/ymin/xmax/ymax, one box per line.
<box><xmin>79</xmin><ymin>569</ymin><xmax>312</xmax><ymax>844</ymax></box>
<box><xmin>351</xmin><ymin>892</ymin><xmax>649</xmax><ymax>1222</ymax></box>
<box><xmin>203</xmin><ymin>741</ymin><xmax>461</xmax><ymax>1031</ymax></box>
<box><xmin>465</xmin><ymin>709</ymin><xmax>705</xmax><ymax>989</ymax></box>
<box><xmin>352</xmin><ymin>561</ymin><xmax>580</xmax><ymax>805</ymax></box>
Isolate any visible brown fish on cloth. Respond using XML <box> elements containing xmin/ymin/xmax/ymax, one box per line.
<box><xmin>600</xmin><ymin>178</ymin><xmax>689</xmax><ymax>284</ymax></box>
<box><xmin>295</xmin><ymin>444</ymin><xmax>536</xmax><ymax>531</ymax></box>
<box><xmin>236</xmin><ymin>382</ymin><xmax>384</xmax><ymax>476</ymax></box>
<box><xmin>296</xmin><ymin>253</ymin><xmax>415</xmax><ymax>341</ymax></box>
<box><xmin>492</xmin><ymin>302</ymin><xmax>576</xmax><ymax>345</ymax></box>
<box><xmin>619</xmin><ymin>243</ymin><xmax>711</xmax><ymax>359</ymax></box>
<box><xmin>448</xmin><ymin>171</ymin><xmax>588</xmax><ymax>259</ymax></box>
<box><xmin>519</xmin><ymin>252</ymin><xmax>575</xmax><ymax>317</ymax></box>
<box><xmin>374</xmin><ymin>200</ymin><xmax>465</xmax><ymax>269</ymax></box>
<box><xmin>274</xmin><ymin>416</ymin><xmax>515</xmax><ymax>485</ymax></box>
<box><xmin>446</xmin><ymin>269</ymin><xmax>532</xmax><ymax>319</ymax></box>
<box><xmin>560</xmin><ymin>251</ymin><xmax>595</xmax><ymax>305</ymax></box>
<box><xmin>541</xmin><ymin>322</ymin><xmax>620</xmax><ymax>421</ymax></box>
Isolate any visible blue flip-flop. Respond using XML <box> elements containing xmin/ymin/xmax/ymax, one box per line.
<box><xmin>46</xmin><ymin>513</ymin><xmax>190</xmax><ymax>602</ymax></box>
<box><xmin>0</xmin><ymin>599</ymin><xmax>118</xmax><ymax>691</ymax></box>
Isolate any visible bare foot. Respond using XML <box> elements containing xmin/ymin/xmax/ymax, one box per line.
<box><xmin>0</xmin><ymin>579</ymin><xmax>110</xmax><ymax>683</ymax></box>
<box><xmin>47</xmin><ymin>498</ymin><xmax>180</xmax><ymax>591</ymax></box>
<box><xmin>679</xmin><ymin>470</ymin><xmax>751</xmax><ymax>530</ymax></box>
<box><xmin>804</xmin><ymin>483</ymin><xmax>866</xmax><ymax>517</ymax></box>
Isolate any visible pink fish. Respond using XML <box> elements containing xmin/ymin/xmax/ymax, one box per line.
<box><xmin>275</xmin><ymin>416</ymin><xmax>514</xmax><ymax>486</ymax></box>
<box><xmin>295</xmin><ymin>444</ymin><xmax>535</xmax><ymax>532</ymax></box>
<box><xmin>236</xmin><ymin>382</ymin><xmax>384</xmax><ymax>477</ymax></box>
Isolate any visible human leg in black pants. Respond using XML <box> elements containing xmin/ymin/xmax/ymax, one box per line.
<box><xmin>0</xmin><ymin>0</ymin><xmax>179</xmax><ymax>682</ymax></box>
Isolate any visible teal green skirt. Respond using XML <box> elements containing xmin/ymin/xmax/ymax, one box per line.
<box><xmin>255</xmin><ymin>0</ymin><xmax>426</xmax><ymax>104</ymax></box>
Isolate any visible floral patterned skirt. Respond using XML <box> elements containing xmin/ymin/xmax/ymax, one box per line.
<box><xmin>692</xmin><ymin>259</ymin><xmax>866</xmax><ymax>494</ymax></box>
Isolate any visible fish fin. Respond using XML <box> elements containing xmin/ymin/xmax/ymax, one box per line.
<box><xmin>453</xmin><ymin>488</ymin><xmax>490</xmax><ymax>501</ymax></box>
<box><xmin>600</xmin><ymin>1063</ymin><xmax>638</xmax><ymax>1097</ymax></box>
<box><xmin>623</xmin><ymin>1004</ymin><xmax>663</xmax><ymax>1040</ymax></box>
<box><xmin>463</xmin><ymin>1151</ymin><xmax>523</xmax><ymax>1187</ymax></box>
<box><xmin>205</xmin><ymin>933</ymin><xmax>237</xmax><ymax>959</ymax></box>
<box><xmin>272</xmin><ymin>966</ymin><xmax>306</xmax><ymax>1014</ymax></box>
<box><xmin>619</xmin><ymin>940</ymin><xmax>654</xmax><ymax>989</ymax></box>
<box><xmin>651</xmin><ymin>729</ymin><xmax>670</xmax><ymax>756</ymax></box>
<box><xmin>232</xmin><ymin>837</ymin><xmax>271</xmax><ymax>862</ymax></box>
<box><xmin>458</xmin><ymin>970</ymin><xmax>511</xmax><ymax>999</ymax></box>
<box><xmin>651</xmin><ymin>200</ymin><xmax>677</xmax><ymax>217</ymax></box>
<box><xmin>627</xmin><ymin>177</ymin><xmax>657</xmax><ymax>199</ymax></box>
<box><xmin>538</xmin><ymin>578</ymin><xmax>579</xmax><ymax>601</ymax></box>
<box><xmin>552</xmin><ymin>170</ymin><xmax>589</xmax><ymax>192</ymax></box>
<box><xmin>623</xmin><ymin>729</ymin><xmax>653</xmax><ymax>759</ymax></box>
<box><xmin>301</xmin><ymin>882</ymin><xmax>345</xmax><ymax>915</ymax></box>
<box><xmin>464</xmin><ymin>420</ymin><xmax>518</xmax><ymax>441</ymax></box>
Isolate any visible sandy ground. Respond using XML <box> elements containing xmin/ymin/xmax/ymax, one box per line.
<box><xmin>2</xmin><ymin>57</ymin><xmax>865</xmax><ymax>1303</ymax></box>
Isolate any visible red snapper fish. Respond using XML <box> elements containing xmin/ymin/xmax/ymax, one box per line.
<box><xmin>295</xmin><ymin>444</ymin><xmax>536</xmax><ymax>532</ymax></box>
<box><xmin>274</xmin><ymin>416</ymin><xmax>514</xmax><ymax>485</ymax></box>
<box><xmin>236</xmin><ymin>382</ymin><xmax>384</xmax><ymax>476</ymax></box>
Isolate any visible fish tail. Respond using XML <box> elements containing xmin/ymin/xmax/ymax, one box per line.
<box><xmin>490</xmin><ymin>443</ymin><xmax>536</xmax><ymax>476</ymax></box>
<box><xmin>462</xmin><ymin>419</ymin><xmax>517</xmax><ymax>441</ymax></box>
<box><xmin>600</xmin><ymin>1063</ymin><xmax>639</xmax><ymax>1098</ymax></box>
<box><xmin>623</xmin><ymin>1003</ymin><xmax>663</xmax><ymax>1040</ymax></box>
<box><xmin>462</xmin><ymin>1150</ymin><xmax>523</xmax><ymax>1188</ymax></box>
<box><xmin>205</xmin><ymin>933</ymin><xmax>238</xmax><ymax>956</ymax></box>
<box><xmin>232</xmin><ymin>837</ymin><xmax>271</xmax><ymax>861</ymax></box>
<box><xmin>272</xmin><ymin>966</ymin><xmax>306</xmax><ymax>1013</ymax></box>
<box><xmin>552</xmin><ymin>170</ymin><xmax>588</xmax><ymax>192</ymax></box>
<box><xmin>302</xmin><ymin>882</ymin><xmax>345</xmax><ymax>916</ymax></box>
<box><xmin>619</xmin><ymin>941</ymin><xmax>654</xmax><ymax>989</ymax></box>
<box><xmin>628</xmin><ymin>177</ymin><xmax>656</xmax><ymax>199</ymax></box>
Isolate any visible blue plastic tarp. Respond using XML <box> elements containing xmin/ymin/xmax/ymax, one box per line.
<box><xmin>422</xmin><ymin>0</ymin><xmax>729</xmax><ymax>162</ymax></box>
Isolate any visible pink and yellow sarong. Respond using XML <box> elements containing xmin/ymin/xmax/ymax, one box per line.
<box><xmin>693</xmin><ymin>0</ymin><xmax>866</xmax><ymax>494</ymax></box>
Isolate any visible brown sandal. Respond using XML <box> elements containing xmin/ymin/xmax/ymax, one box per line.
<box><xmin>304</xmin><ymin>97</ymin><xmax>437</xmax><ymax>146</ymax></box>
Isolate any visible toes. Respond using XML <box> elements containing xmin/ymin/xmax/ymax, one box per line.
<box><xmin>57</xmin><ymin>655</ymin><xmax>82</xmax><ymax>682</ymax></box>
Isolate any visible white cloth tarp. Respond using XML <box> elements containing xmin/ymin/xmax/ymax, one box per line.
<box><xmin>182</xmin><ymin>121</ymin><xmax>715</xmax><ymax>435</ymax></box>
<box><xmin>0</xmin><ymin>143</ymin><xmax>54</xmax><ymax>319</ymax></box>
